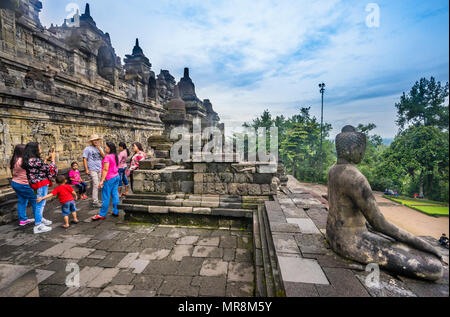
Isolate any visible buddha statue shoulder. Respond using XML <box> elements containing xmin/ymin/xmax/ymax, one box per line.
<box><xmin>326</xmin><ymin>125</ymin><xmax>443</xmax><ymax>281</ymax></box>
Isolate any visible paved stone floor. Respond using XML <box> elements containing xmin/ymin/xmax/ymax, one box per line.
<box><xmin>270</xmin><ymin>176</ymin><xmax>449</xmax><ymax>297</ymax></box>
<box><xmin>0</xmin><ymin>199</ymin><xmax>255</xmax><ymax>297</ymax></box>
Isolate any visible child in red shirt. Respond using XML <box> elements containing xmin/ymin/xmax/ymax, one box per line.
<box><xmin>37</xmin><ymin>175</ymin><xmax>79</xmax><ymax>229</ymax></box>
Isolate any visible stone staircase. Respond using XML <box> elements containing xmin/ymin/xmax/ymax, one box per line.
<box><xmin>252</xmin><ymin>202</ymin><xmax>285</xmax><ymax>297</ymax></box>
<box><xmin>118</xmin><ymin>193</ymin><xmax>256</xmax><ymax>222</ymax></box>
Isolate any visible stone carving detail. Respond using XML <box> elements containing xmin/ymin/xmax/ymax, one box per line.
<box><xmin>97</xmin><ymin>45</ymin><xmax>117</xmax><ymax>84</ymax></box>
<box><xmin>157</xmin><ymin>69</ymin><xmax>176</xmax><ymax>105</ymax></box>
<box><xmin>326</xmin><ymin>125</ymin><xmax>443</xmax><ymax>281</ymax></box>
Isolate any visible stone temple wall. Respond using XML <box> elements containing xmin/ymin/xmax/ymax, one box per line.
<box><xmin>0</xmin><ymin>0</ymin><xmax>166</xmax><ymax>179</ymax></box>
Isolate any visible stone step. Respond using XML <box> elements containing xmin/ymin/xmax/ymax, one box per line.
<box><xmin>122</xmin><ymin>199</ymin><xmax>169</xmax><ymax>206</ymax></box>
<box><xmin>123</xmin><ymin>193</ymin><xmax>173</xmax><ymax>200</ymax></box>
<box><xmin>252</xmin><ymin>204</ymin><xmax>285</xmax><ymax>297</ymax></box>
<box><xmin>0</xmin><ymin>264</ymin><xmax>39</xmax><ymax>297</ymax></box>
<box><xmin>257</xmin><ymin>206</ymin><xmax>276</xmax><ymax>297</ymax></box>
<box><xmin>253</xmin><ymin>211</ymin><xmax>267</xmax><ymax>297</ymax></box>
<box><xmin>119</xmin><ymin>202</ymin><xmax>254</xmax><ymax>218</ymax></box>
<box><xmin>261</xmin><ymin>203</ymin><xmax>285</xmax><ymax>296</ymax></box>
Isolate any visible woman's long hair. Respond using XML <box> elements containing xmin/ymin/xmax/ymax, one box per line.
<box><xmin>22</xmin><ymin>142</ymin><xmax>40</xmax><ymax>170</ymax></box>
<box><xmin>10</xmin><ymin>144</ymin><xmax>25</xmax><ymax>171</ymax></box>
<box><xmin>132</xmin><ymin>142</ymin><xmax>144</xmax><ymax>153</ymax></box>
<box><xmin>106</xmin><ymin>142</ymin><xmax>119</xmax><ymax>165</ymax></box>
<box><xmin>119</xmin><ymin>142</ymin><xmax>130</xmax><ymax>157</ymax></box>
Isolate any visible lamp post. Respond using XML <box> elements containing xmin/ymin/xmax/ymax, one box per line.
<box><xmin>318</xmin><ymin>82</ymin><xmax>326</xmax><ymax>182</ymax></box>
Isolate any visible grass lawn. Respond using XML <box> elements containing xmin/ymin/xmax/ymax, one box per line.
<box><xmin>410</xmin><ymin>205</ymin><xmax>449</xmax><ymax>216</ymax></box>
<box><xmin>384</xmin><ymin>195</ymin><xmax>449</xmax><ymax>217</ymax></box>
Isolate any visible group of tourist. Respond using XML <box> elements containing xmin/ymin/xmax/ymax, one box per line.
<box><xmin>9</xmin><ymin>135</ymin><xmax>148</xmax><ymax>234</ymax></box>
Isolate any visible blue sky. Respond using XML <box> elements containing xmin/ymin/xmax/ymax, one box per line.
<box><xmin>39</xmin><ymin>0</ymin><xmax>449</xmax><ymax>138</ymax></box>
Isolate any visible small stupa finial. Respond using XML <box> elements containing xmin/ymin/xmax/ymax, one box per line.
<box><xmin>85</xmin><ymin>3</ymin><xmax>91</xmax><ymax>16</ymax></box>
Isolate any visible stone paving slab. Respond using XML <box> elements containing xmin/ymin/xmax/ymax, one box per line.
<box><xmin>316</xmin><ymin>267</ymin><xmax>370</xmax><ymax>297</ymax></box>
<box><xmin>200</xmin><ymin>259</ymin><xmax>228</xmax><ymax>277</ymax></box>
<box><xmin>278</xmin><ymin>256</ymin><xmax>329</xmax><ymax>285</ymax></box>
<box><xmin>286</xmin><ymin>218</ymin><xmax>321</xmax><ymax>234</ymax></box>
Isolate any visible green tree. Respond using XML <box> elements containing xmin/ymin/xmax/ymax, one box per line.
<box><xmin>243</xmin><ymin>107</ymin><xmax>333</xmax><ymax>183</ymax></box>
<box><xmin>381</xmin><ymin>125</ymin><xmax>448</xmax><ymax>197</ymax></box>
<box><xmin>395</xmin><ymin>76</ymin><xmax>449</xmax><ymax>130</ymax></box>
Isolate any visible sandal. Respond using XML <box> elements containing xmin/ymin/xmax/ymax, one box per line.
<box><xmin>62</xmin><ymin>224</ymin><xmax>70</xmax><ymax>229</ymax></box>
<box><xmin>92</xmin><ymin>215</ymin><xmax>105</xmax><ymax>221</ymax></box>
<box><xmin>71</xmin><ymin>220</ymin><xmax>80</xmax><ymax>224</ymax></box>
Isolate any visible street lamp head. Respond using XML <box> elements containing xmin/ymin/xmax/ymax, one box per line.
<box><xmin>319</xmin><ymin>82</ymin><xmax>326</xmax><ymax>93</ymax></box>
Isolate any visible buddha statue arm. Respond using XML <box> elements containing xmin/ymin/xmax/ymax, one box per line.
<box><xmin>349</xmin><ymin>176</ymin><xmax>442</xmax><ymax>258</ymax></box>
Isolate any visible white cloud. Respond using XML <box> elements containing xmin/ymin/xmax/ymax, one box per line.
<box><xmin>39</xmin><ymin>0</ymin><xmax>449</xmax><ymax>138</ymax></box>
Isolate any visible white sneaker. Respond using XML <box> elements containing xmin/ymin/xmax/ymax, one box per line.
<box><xmin>41</xmin><ymin>218</ymin><xmax>53</xmax><ymax>226</ymax></box>
<box><xmin>34</xmin><ymin>224</ymin><xmax>52</xmax><ymax>234</ymax></box>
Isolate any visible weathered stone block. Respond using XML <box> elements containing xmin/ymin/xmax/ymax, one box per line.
<box><xmin>253</xmin><ymin>173</ymin><xmax>273</xmax><ymax>184</ymax></box>
<box><xmin>172</xmin><ymin>170</ymin><xmax>193</xmax><ymax>181</ymax></box>
<box><xmin>183</xmin><ymin>200</ymin><xmax>202</xmax><ymax>207</ymax></box>
<box><xmin>215</xmin><ymin>183</ymin><xmax>227</xmax><ymax>194</ymax></box>
<box><xmin>148</xmin><ymin>206</ymin><xmax>169</xmax><ymax>213</ymax></box>
<box><xmin>139</xmin><ymin>160</ymin><xmax>156</xmax><ymax>170</ymax></box>
<box><xmin>133</xmin><ymin>180</ymin><xmax>144</xmax><ymax>193</ymax></box>
<box><xmin>161</xmin><ymin>172</ymin><xmax>173</xmax><ymax>182</ymax></box>
<box><xmin>194</xmin><ymin>163</ymin><xmax>207</xmax><ymax>173</ymax></box>
<box><xmin>261</xmin><ymin>184</ymin><xmax>271</xmax><ymax>195</ymax></box>
<box><xmin>204</xmin><ymin>173</ymin><xmax>216</xmax><ymax>183</ymax></box>
<box><xmin>203</xmin><ymin>183</ymin><xmax>216</xmax><ymax>194</ymax></box>
<box><xmin>219</xmin><ymin>202</ymin><xmax>242</xmax><ymax>209</ymax></box>
<box><xmin>211</xmin><ymin>208</ymin><xmax>252</xmax><ymax>218</ymax></box>
<box><xmin>180</xmin><ymin>181</ymin><xmax>194</xmax><ymax>193</ymax></box>
<box><xmin>228</xmin><ymin>183</ymin><xmax>239</xmax><ymax>195</ymax></box>
<box><xmin>193</xmin><ymin>208</ymin><xmax>212</xmax><ymax>215</ymax></box>
<box><xmin>169</xmin><ymin>207</ymin><xmax>193</xmax><ymax>214</ymax></box>
<box><xmin>201</xmin><ymin>201</ymin><xmax>220</xmax><ymax>208</ymax></box>
<box><xmin>237</xmin><ymin>184</ymin><xmax>248</xmax><ymax>195</ymax></box>
<box><xmin>165</xmin><ymin>199</ymin><xmax>183</xmax><ymax>207</ymax></box>
<box><xmin>193</xmin><ymin>173</ymin><xmax>203</xmax><ymax>183</ymax></box>
<box><xmin>194</xmin><ymin>183</ymin><xmax>203</xmax><ymax>194</ymax></box>
<box><xmin>248</xmin><ymin>184</ymin><xmax>262</xmax><ymax>195</ymax></box>
<box><xmin>234</xmin><ymin>173</ymin><xmax>252</xmax><ymax>183</ymax></box>
<box><xmin>219</xmin><ymin>173</ymin><xmax>234</xmax><ymax>183</ymax></box>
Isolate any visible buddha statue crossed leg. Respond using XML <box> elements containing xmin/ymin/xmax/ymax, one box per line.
<box><xmin>326</xmin><ymin>125</ymin><xmax>443</xmax><ymax>281</ymax></box>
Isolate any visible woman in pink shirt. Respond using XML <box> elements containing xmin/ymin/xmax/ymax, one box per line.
<box><xmin>117</xmin><ymin>142</ymin><xmax>130</xmax><ymax>197</ymax></box>
<box><xmin>9</xmin><ymin>144</ymin><xmax>36</xmax><ymax>226</ymax></box>
<box><xmin>92</xmin><ymin>142</ymin><xmax>120</xmax><ymax>221</ymax></box>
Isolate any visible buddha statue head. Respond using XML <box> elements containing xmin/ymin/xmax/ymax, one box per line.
<box><xmin>335</xmin><ymin>125</ymin><xmax>366</xmax><ymax>164</ymax></box>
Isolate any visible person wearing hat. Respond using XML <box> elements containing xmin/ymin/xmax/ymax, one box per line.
<box><xmin>83</xmin><ymin>134</ymin><xmax>105</xmax><ymax>207</ymax></box>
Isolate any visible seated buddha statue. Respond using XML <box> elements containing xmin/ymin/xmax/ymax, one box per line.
<box><xmin>326</xmin><ymin>125</ymin><xmax>443</xmax><ymax>281</ymax></box>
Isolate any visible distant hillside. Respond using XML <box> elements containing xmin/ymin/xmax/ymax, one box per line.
<box><xmin>383</xmin><ymin>138</ymin><xmax>394</xmax><ymax>146</ymax></box>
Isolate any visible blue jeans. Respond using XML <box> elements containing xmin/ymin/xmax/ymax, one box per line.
<box><xmin>62</xmin><ymin>200</ymin><xmax>77</xmax><ymax>216</ymax></box>
<box><xmin>35</xmin><ymin>185</ymin><xmax>49</xmax><ymax>225</ymax></box>
<box><xmin>99</xmin><ymin>176</ymin><xmax>120</xmax><ymax>217</ymax></box>
<box><xmin>74</xmin><ymin>182</ymin><xmax>88</xmax><ymax>195</ymax></box>
<box><xmin>11</xmin><ymin>181</ymin><xmax>37</xmax><ymax>222</ymax></box>
<box><xmin>118</xmin><ymin>168</ymin><xmax>129</xmax><ymax>187</ymax></box>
